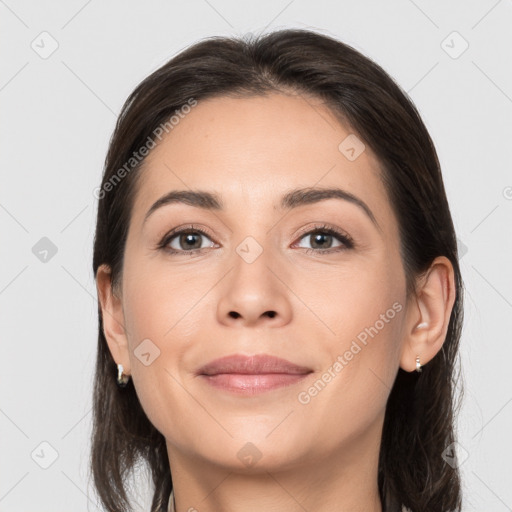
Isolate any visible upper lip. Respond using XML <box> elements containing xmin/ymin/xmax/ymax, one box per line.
<box><xmin>197</xmin><ymin>354</ymin><xmax>313</xmax><ymax>376</ymax></box>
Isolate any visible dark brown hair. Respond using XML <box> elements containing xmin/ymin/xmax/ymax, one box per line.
<box><xmin>91</xmin><ymin>28</ymin><xmax>463</xmax><ymax>512</ymax></box>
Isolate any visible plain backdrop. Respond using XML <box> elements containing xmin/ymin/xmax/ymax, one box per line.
<box><xmin>1</xmin><ymin>1</ymin><xmax>511</xmax><ymax>510</ymax></box>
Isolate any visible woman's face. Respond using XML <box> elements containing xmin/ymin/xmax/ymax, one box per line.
<box><xmin>117</xmin><ymin>92</ymin><xmax>409</xmax><ymax>471</ymax></box>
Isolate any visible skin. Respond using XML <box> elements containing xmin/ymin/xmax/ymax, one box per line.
<box><xmin>97</xmin><ymin>92</ymin><xmax>456</xmax><ymax>512</ymax></box>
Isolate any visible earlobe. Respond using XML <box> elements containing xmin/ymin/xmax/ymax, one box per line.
<box><xmin>399</xmin><ymin>256</ymin><xmax>456</xmax><ymax>372</ymax></box>
<box><xmin>96</xmin><ymin>264</ymin><xmax>131</xmax><ymax>375</ymax></box>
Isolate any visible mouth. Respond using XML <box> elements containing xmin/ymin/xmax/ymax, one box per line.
<box><xmin>196</xmin><ymin>354</ymin><xmax>313</xmax><ymax>395</ymax></box>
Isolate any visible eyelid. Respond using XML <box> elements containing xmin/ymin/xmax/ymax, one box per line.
<box><xmin>157</xmin><ymin>222</ymin><xmax>354</xmax><ymax>254</ymax></box>
<box><xmin>293</xmin><ymin>223</ymin><xmax>354</xmax><ymax>247</ymax></box>
<box><xmin>156</xmin><ymin>224</ymin><xmax>218</xmax><ymax>250</ymax></box>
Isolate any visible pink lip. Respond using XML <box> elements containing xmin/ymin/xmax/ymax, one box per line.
<box><xmin>197</xmin><ymin>354</ymin><xmax>313</xmax><ymax>395</ymax></box>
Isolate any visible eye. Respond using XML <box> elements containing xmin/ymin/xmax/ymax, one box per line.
<box><xmin>158</xmin><ymin>223</ymin><xmax>353</xmax><ymax>256</ymax></box>
<box><xmin>293</xmin><ymin>224</ymin><xmax>353</xmax><ymax>254</ymax></box>
<box><xmin>159</xmin><ymin>225</ymin><xmax>216</xmax><ymax>255</ymax></box>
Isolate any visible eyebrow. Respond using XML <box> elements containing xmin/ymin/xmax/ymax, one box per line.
<box><xmin>143</xmin><ymin>187</ymin><xmax>378</xmax><ymax>227</ymax></box>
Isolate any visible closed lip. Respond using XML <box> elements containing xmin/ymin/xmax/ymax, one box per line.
<box><xmin>196</xmin><ymin>354</ymin><xmax>313</xmax><ymax>376</ymax></box>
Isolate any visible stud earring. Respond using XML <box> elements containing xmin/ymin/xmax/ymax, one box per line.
<box><xmin>415</xmin><ymin>355</ymin><xmax>422</xmax><ymax>373</ymax></box>
<box><xmin>117</xmin><ymin>364</ymin><xmax>130</xmax><ymax>387</ymax></box>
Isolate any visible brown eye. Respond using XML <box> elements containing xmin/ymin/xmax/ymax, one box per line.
<box><xmin>302</xmin><ymin>232</ymin><xmax>338</xmax><ymax>250</ymax></box>
<box><xmin>163</xmin><ymin>229</ymin><xmax>216</xmax><ymax>253</ymax></box>
<box><xmin>295</xmin><ymin>227</ymin><xmax>352</xmax><ymax>253</ymax></box>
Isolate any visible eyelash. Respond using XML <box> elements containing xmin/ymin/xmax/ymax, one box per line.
<box><xmin>157</xmin><ymin>223</ymin><xmax>354</xmax><ymax>256</ymax></box>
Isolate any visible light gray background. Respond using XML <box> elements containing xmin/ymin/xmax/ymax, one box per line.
<box><xmin>1</xmin><ymin>1</ymin><xmax>511</xmax><ymax>510</ymax></box>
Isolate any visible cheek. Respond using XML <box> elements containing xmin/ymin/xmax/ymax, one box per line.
<box><xmin>122</xmin><ymin>255</ymin><xmax>204</xmax><ymax>342</ymax></box>
<box><xmin>293</xmin><ymin>258</ymin><xmax>405</xmax><ymax>414</ymax></box>
<box><xmin>291</xmin><ymin>253</ymin><xmax>405</xmax><ymax>343</ymax></box>
<box><xmin>119</xmin><ymin>257</ymin><xmax>211</xmax><ymax>432</ymax></box>
<box><xmin>293</xmin><ymin>310</ymin><xmax>404</xmax><ymax>453</ymax></box>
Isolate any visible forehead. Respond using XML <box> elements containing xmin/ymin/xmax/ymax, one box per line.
<box><xmin>131</xmin><ymin>92</ymin><xmax>392</xmax><ymax>224</ymax></box>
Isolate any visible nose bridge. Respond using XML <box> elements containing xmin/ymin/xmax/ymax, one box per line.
<box><xmin>229</xmin><ymin>203</ymin><xmax>276</xmax><ymax>269</ymax></box>
<box><xmin>229</xmin><ymin>230</ymin><xmax>276</xmax><ymax>293</ymax></box>
<box><xmin>234</xmin><ymin>233</ymin><xmax>267</xmax><ymax>266</ymax></box>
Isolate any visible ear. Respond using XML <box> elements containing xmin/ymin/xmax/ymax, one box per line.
<box><xmin>96</xmin><ymin>264</ymin><xmax>131</xmax><ymax>375</ymax></box>
<box><xmin>399</xmin><ymin>256</ymin><xmax>456</xmax><ymax>372</ymax></box>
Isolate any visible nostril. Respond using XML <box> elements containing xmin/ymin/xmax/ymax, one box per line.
<box><xmin>227</xmin><ymin>311</ymin><xmax>276</xmax><ymax>319</ymax></box>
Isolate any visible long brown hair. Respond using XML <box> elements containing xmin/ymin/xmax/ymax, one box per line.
<box><xmin>91</xmin><ymin>29</ymin><xmax>463</xmax><ymax>512</ymax></box>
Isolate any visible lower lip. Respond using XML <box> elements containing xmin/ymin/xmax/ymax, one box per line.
<box><xmin>200</xmin><ymin>373</ymin><xmax>310</xmax><ymax>395</ymax></box>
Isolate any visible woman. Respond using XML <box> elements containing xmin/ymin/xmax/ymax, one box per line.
<box><xmin>91</xmin><ymin>29</ymin><xmax>463</xmax><ymax>512</ymax></box>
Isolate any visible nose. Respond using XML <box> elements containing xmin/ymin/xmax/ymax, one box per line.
<box><xmin>216</xmin><ymin>246</ymin><xmax>293</xmax><ymax>328</ymax></box>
